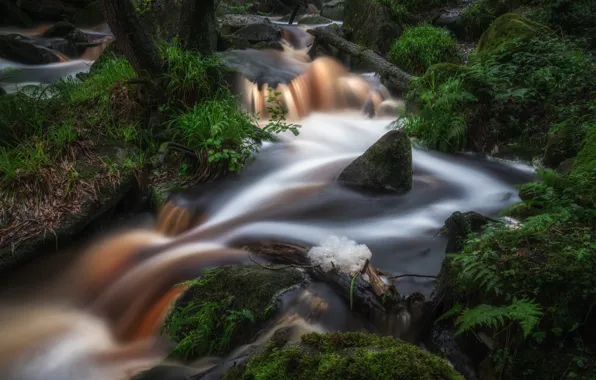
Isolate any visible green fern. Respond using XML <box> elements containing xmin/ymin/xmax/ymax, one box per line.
<box><xmin>455</xmin><ymin>299</ymin><xmax>543</xmax><ymax>338</ymax></box>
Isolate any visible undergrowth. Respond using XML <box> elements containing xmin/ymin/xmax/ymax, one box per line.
<box><xmin>404</xmin><ymin>21</ymin><xmax>596</xmax><ymax>157</ymax></box>
<box><xmin>389</xmin><ymin>24</ymin><xmax>459</xmax><ymax>75</ymax></box>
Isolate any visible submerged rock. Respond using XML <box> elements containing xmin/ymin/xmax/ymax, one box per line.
<box><xmin>338</xmin><ymin>128</ymin><xmax>412</xmax><ymax>194</ymax></box>
<box><xmin>321</xmin><ymin>0</ymin><xmax>345</xmax><ymax>21</ymax></box>
<box><xmin>0</xmin><ymin>35</ymin><xmax>62</xmax><ymax>64</ymax></box>
<box><xmin>224</xmin><ymin>332</ymin><xmax>464</xmax><ymax>379</ymax></box>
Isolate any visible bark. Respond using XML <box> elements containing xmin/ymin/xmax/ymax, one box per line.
<box><xmin>98</xmin><ymin>0</ymin><xmax>164</xmax><ymax>78</ymax></box>
<box><xmin>179</xmin><ymin>0</ymin><xmax>218</xmax><ymax>55</ymax></box>
<box><xmin>243</xmin><ymin>241</ymin><xmax>403</xmax><ymax>318</ymax></box>
<box><xmin>307</xmin><ymin>27</ymin><xmax>414</xmax><ymax>94</ymax></box>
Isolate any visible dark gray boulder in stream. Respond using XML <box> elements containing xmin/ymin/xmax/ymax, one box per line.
<box><xmin>42</xmin><ymin>21</ymin><xmax>87</xmax><ymax>43</ymax></box>
<box><xmin>338</xmin><ymin>127</ymin><xmax>412</xmax><ymax>194</ymax></box>
<box><xmin>0</xmin><ymin>35</ymin><xmax>62</xmax><ymax>64</ymax></box>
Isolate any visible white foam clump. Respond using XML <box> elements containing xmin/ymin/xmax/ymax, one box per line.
<box><xmin>307</xmin><ymin>235</ymin><xmax>372</xmax><ymax>274</ymax></box>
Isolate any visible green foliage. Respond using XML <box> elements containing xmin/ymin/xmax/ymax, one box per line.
<box><xmin>233</xmin><ymin>332</ymin><xmax>464</xmax><ymax>380</ymax></box>
<box><xmin>164</xmin><ymin>266</ymin><xmax>304</xmax><ymax>362</ymax></box>
<box><xmin>403</xmin><ymin>76</ymin><xmax>476</xmax><ymax>152</ymax></box>
<box><xmin>454</xmin><ymin>300</ymin><xmax>543</xmax><ymax>338</ymax></box>
<box><xmin>389</xmin><ymin>24</ymin><xmax>459</xmax><ymax>75</ymax></box>
<box><xmin>476</xmin><ymin>13</ymin><xmax>552</xmax><ymax>53</ymax></box>
<box><xmin>461</xmin><ymin>0</ymin><xmax>499</xmax><ymax>40</ymax></box>
<box><xmin>168</xmin><ymin>93</ymin><xmax>258</xmax><ymax>171</ymax></box>
<box><xmin>405</xmin><ymin>27</ymin><xmax>596</xmax><ymax>154</ymax></box>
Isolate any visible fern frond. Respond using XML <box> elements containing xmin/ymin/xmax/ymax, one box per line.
<box><xmin>436</xmin><ymin>303</ymin><xmax>464</xmax><ymax>323</ymax></box>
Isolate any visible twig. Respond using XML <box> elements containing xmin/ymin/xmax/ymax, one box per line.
<box><xmin>388</xmin><ymin>274</ymin><xmax>438</xmax><ymax>280</ymax></box>
<box><xmin>248</xmin><ymin>254</ymin><xmax>318</xmax><ymax>271</ymax></box>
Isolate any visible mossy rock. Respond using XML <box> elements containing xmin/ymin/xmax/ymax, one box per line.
<box><xmin>225</xmin><ymin>332</ymin><xmax>464</xmax><ymax>379</ymax></box>
<box><xmin>163</xmin><ymin>265</ymin><xmax>305</xmax><ymax>361</ymax></box>
<box><xmin>344</xmin><ymin>0</ymin><xmax>402</xmax><ymax>55</ymax></box>
<box><xmin>543</xmin><ymin>123</ymin><xmax>586</xmax><ymax>168</ymax></box>
<box><xmin>338</xmin><ymin>128</ymin><xmax>412</xmax><ymax>194</ymax></box>
<box><xmin>150</xmin><ymin>181</ymin><xmax>182</xmax><ymax>210</ymax></box>
<box><xmin>477</xmin><ymin>13</ymin><xmax>552</xmax><ymax>53</ymax></box>
<box><xmin>570</xmin><ymin>127</ymin><xmax>596</xmax><ymax>207</ymax></box>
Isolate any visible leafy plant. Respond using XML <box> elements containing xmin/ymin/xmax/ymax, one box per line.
<box><xmin>389</xmin><ymin>24</ymin><xmax>459</xmax><ymax>75</ymax></box>
<box><xmin>403</xmin><ymin>76</ymin><xmax>476</xmax><ymax>152</ymax></box>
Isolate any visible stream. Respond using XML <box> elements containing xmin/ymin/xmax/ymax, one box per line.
<box><xmin>0</xmin><ymin>18</ymin><xmax>537</xmax><ymax>380</ymax></box>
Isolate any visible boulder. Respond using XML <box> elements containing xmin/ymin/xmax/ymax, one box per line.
<box><xmin>321</xmin><ymin>0</ymin><xmax>345</xmax><ymax>21</ymax></box>
<box><xmin>338</xmin><ymin>127</ymin><xmax>412</xmax><ymax>194</ymax></box>
<box><xmin>0</xmin><ymin>35</ymin><xmax>61</xmax><ymax>64</ymax></box>
<box><xmin>42</xmin><ymin>21</ymin><xmax>87</xmax><ymax>43</ymax></box>
<box><xmin>477</xmin><ymin>13</ymin><xmax>552</xmax><ymax>53</ymax></box>
<box><xmin>344</xmin><ymin>0</ymin><xmax>401</xmax><ymax>55</ymax></box>
<box><xmin>440</xmin><ymin>211</ymin><xmax>494</xmax><ymax>254</ymax></box>
<box><xmin>0</xmin><ymin>0</ymin><xmax>33</xmax><ymax>27</ymax></box>
<box><xmin>163</xmin><ymin>265</ymin><xmax>305</xmax><ymax>361</ymax></box>
<box><xmin>434</xmin><ymin>8</ymin><xmax>465</xmax><ymax>38</ymax></box>
<box><xmin>225</xmin><ymin>332</ymin><xmax>464</xmax><ymax>379</ymax></box>
<box><xmin>233</xmin><ymin>22</ymin><xmax>282</xmax><ymax>43</ymax></box>
<box><xmin>219</xmin><ymin>14</ymin><xmax>272</xmax><ymax>35</ymax></box>
<box><xmin>298</xmin><ymin>14</ymin><xmax>332</xmax><ymax>25</ymax></box>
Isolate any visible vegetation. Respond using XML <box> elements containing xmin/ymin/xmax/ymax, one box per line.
<box><xmin>404</xmin><ymin>14</ymin><xmax>596</xmax><ymax>158</ymax></box>
<box><xmin>226</xmin><ymin>332</ymin><xmax>464</xmax><ymax>380</ymax></box>
<box><xmin>389</xmin><ymin>24</ymin><xmax>459</xmax><ymax>75</ymax></box>
<box><xmin>374</xmin><ymin>0</ymin><xmax>453</xmax><ymax>25</ymax></box>
<box><xmin>163</xmin><ymin>266</ymin><xmax>304</xmax><ymax>361</ymax></box>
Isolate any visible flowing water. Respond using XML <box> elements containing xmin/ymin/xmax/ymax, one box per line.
<box><xmin>0</xmin><ymin>20</ymin><xmax>537</xmax><ymax>379</ymax></box>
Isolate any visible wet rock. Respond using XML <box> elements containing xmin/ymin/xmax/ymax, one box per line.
<box><xmin>440</xmin><ymin>211</ymin><xmax>494</xmax><ymax>254</ymax></box>
<box><xmin>298</xmin><ymin>14</ymin><xmax>332</xmax><ymax>24</ymax></box>
<box><xmin>338</xmin><ymin>128</ymin><xmax>412</xmax><ymax>194</ymax></box>
<box><xmin>219</xmin><ymin>14</ymin><xmax>272</xmax><ymax>35</ymax></box>
<box><xmin>0</xmin><ymin>34</ymin><xmax>62</xmax><ymax>64</ymax></box>
<box><xmin>344</xmin><ymin>0</ymin><xmax>401</xmax><ymax>55</ymax></box>
<box><xmin>223</xmin><ymin>332</ymin><xmax>464</xmax><ymax>379</ymax></box>
<box><xmin>163</xmin><ymin>265</ymin><xmax>305</xmax><ymax>362</ymax></box>
<box><xmin>0</xmin><ymin>87</ymin><xmax>6</xmax><ymax>96</ymax></box>
<box><xmin>42</xmin><ymin>21</ymin><xmax>87</xmax><ymax>43</ymax></box>
<box><xmin>233</xmin><ymin>22</ymin><xmax>282</xmax><ymax>44</ymax></box>
<box><xmin>0</xmin><ymin>0</ymin><xmax>33</xmax><ymax>27</ymax></box>
<box><xmin>434</xmin><ymin>8</ymin><xmax>465</xmax><ymax>38</ymax></box>
<box><xmin>321</xmin><ymin>0</ymin><xmax>345</xmax><ymax>21</ymax></box>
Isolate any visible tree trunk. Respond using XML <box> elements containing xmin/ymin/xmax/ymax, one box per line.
<box><xmin>98</xmin><ymin>0</ymin><xmax>164</xmax><ymax>78</ymax></box>
<box><xmin>307</xmin><ymin>27</ymin><xmax>413</xmax><ymax>94</ymax></box>
<box><xmin>179</xmin><ymin>0</ymin><xmax>218</xmax><ymax>55</ymax></box>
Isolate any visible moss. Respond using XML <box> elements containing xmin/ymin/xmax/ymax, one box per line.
<box><xmin>477</xmin><ymin>13</ymin><xmax>552</xmax><ymax>53</ymax></box>
<box><xmin>230</xmin><ymin>332</ymin><xmax>464</xmax><ymax>379</ymax></box>
<box><xmin>570</xmin><ymin>127</ymin><xmax>596</xmax><ymax>207</ymax></box>
<box><xmin>163</xmin><ymin>265</ymin><xmax>304</xmax><ymax>361</ymax></box>
<box><xmin>543</xmin><ymin>123</ymin><xmax>586</xmax><ymax>168</ymax></box>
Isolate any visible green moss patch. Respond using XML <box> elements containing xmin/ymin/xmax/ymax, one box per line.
<box><xmin>229</xmin><ymin>332</ymin><xmax>464</xmax><ymax>379</ymax></box>
<box><xmin>476</xmin><ymin>13</ymin><xmax>552</xmax><ymax>53</ymax></box>
<box><xmin>163</xmin><ymin>265</ymin><xmax>305</xmax><ymax>361</ymax></box>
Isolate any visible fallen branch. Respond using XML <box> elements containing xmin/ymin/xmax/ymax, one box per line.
<box><xmin>388</xmin><ymin>274</ymin><xmax>438</xmax><ymax>280</ymax></box>
<box><xmin>307</xmin><ymin>27</ymin><xmax>414</xmax><ymax>94</ymax></box>
<box><xmin>248</xmin><ymin>253</ymin><xmax>318</xmax><ymax>271</ymax></box>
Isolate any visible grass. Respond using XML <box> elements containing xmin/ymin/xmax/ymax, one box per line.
<box><xmin>389</xmin><ymin>24</ymin><xmax>459</xmax><ymax>75</ymax></box>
